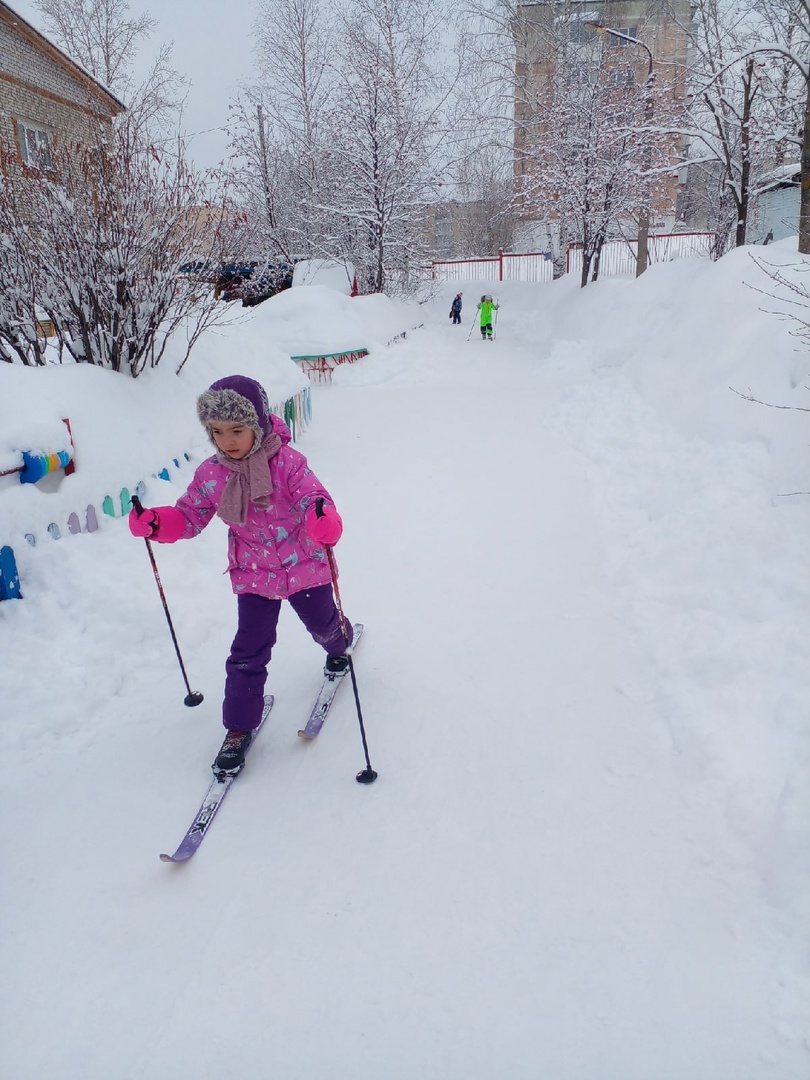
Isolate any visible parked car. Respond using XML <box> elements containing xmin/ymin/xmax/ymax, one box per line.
<box><xmin>178</xmin><ymin>260</ymin><xmax>294</xmax><ymax>307</ymax></box>
<box><xmin>215</xmin><ymin>261</ymin><xmax>294</xmax><ymax>306</ymax></box>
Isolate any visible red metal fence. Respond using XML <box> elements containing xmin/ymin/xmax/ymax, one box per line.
<box><xmin>430</xmin><ymin>250</ymin><xmax>554</xmax><ymax>284</ymax></box>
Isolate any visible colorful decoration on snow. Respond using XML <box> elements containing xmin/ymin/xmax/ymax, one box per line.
<box><xmin>19</xmin><ymin>449</ymin><xmax>72</xmax><ymax>484</ymax></box>
<box><xmin>292</xmin><ymin>350</ymin><xmax>368</xmax><ymax>384</ymax></box>
<box><xmin>273</xmin><ymin>386</ymin><xmax>311</xmax><ymax>438</ymax></box>
<box><xmin>1</xmin><ymin>390</ymin><xmax>312</xmax><ymax>597</ymax></box>
<box><xmin>0</xmin><ymin>417</ymin><xmax>75</xmax><ymax>482</ymax></box>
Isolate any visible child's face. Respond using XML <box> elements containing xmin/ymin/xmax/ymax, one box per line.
<box><xmin>209</xmin><ymin>422</ymin><xmax>256</xmax><ymax>460</ymax></box>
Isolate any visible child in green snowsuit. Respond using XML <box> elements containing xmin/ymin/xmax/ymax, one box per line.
<box><xmin>477</xmin><ymin>295</ymin><xmax>498</xmax><ymax>340</ymax></box>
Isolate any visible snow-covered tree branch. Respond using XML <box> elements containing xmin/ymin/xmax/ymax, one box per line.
<box><xmin>0</xmin><ymin>117</ymin><xmax>237</xmax><ymax>375</ymax></box>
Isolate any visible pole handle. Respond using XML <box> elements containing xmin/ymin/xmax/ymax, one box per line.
<box><xmin>131</xmin><ymin>495</ymin><xmax>144</xmax><ymax>516</ymax></box>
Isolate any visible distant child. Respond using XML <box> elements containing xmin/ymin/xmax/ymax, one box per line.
<box><xmin>128</xmin><ymin>374</ymin><xmax>353</xmax><ymax>773</ymax></box>
<box><xmin>477</xmin><ymin>295</ymin><xmax>499</xmax><ymax>340</ymax></box>
<box><xmin>449</xmin><ymin>292</ymin><xmax>463</xmax><ymax>324</ymax></box>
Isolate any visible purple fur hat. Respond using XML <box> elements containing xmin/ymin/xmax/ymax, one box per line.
<box><xmin>196</xmin><ymin>375</ymin><xmax>273</xmax><ymax>448</ymax></box>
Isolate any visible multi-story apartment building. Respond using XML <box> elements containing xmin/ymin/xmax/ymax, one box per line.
<box><xmin>512</xmin><ymin>0</ymin><xmax>691</xmax><ymax>253</ymax></box>
<box><xmin>0</xmin><ymin>1</ymin><xmax>124</xmax><ymax>171</ymax></box>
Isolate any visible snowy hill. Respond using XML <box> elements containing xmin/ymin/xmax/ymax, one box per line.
<box><xmin>2</xmin><ymin>242</ymin><xmax>808</xmax><ymax>1079</ymax></box>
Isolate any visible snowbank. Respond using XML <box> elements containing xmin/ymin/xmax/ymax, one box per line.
<box><xmin>246</xmin><ymin>283</ymin><xmax>420</xmax><ymax>358</ymax></box>
<box><xmin>2</xmin><ymin>238</ymin><xmax>809</xmax><ymax>1079</ymax></box>
<box><xmin>292</xmin><ymin>258</ymin><xmax>355</xmax><ymax>293</ymax></box>
<box><xmin>0</xmin><ymin>318</ymin><xmax>310</xmax><ymax>544</ymax></box>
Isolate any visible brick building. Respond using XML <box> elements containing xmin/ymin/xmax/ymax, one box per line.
<box><xmin>513</xmin><ymin>0</ymin><xmax>691</xmax><ymax>253</ymax></box>
<box><xmin>0</xmin><ymin>1</ymin><xmax>124</xmax><ymax>171</ymax></box>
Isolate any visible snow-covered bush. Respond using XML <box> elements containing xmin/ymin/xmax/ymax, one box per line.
<box><xmin>0</xmin><ymin>117</ymin><xmax>237</xmax><ymax>376</ymax></box>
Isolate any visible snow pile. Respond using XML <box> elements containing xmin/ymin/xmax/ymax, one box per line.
<box><xmin>0</xmin><ymin>319</ymin><xmax>309</xmax><ymax>543</ymax></box>
<box><xmin>2</xmin><ymin>240</ymin><xmax>809</xmax><ymax>1079</ymax></box>
<box><xmin>292</xmin><ymin>258</ymin><xmax>356</xmax><ymax>293</ymax></box>
<box><xmin>251</xmin><ymin>283</ymin><xmax>419</xmax><ymax>357</ymax></box>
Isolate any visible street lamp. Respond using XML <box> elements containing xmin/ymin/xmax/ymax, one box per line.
<box><xmin>584</xmin><ymin>21</ymin><xmax>655</xmax><ymax>276</ymax></box>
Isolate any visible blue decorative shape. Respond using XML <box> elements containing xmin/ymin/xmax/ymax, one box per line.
<box><xmin>0</xmin><ymin>545</ymin><xmax>22</xmax><ymax>599</ymax></box>
<box><xmin>25</xmin><ymin>534</ymin><xmax>36</xmax><ymax>547</ymax></box>
<box><xmin>157</xmin><ymin>468</ymin><xmax>170</xmax><ymax>481</ymax></box>
<box><xmin>47</xmin><ymin>523</ymin><xmax>61</xmax><ymax>540</ymax></box>
<box><xmin>19</xmin><ymin>452</ymin><xmax>46</xmax><ymax>484</ymax></box>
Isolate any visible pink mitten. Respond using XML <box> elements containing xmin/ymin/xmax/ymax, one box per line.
<box><xmin>306</xmin><ymin>504</ymin><xmax>343</xmax><ymax>546</ymax></box>
<box><xmin>129</xmin><ymin>504</ymin><xmax>187</xmax><ymax>543</ymax></box>
<box><xmin>129</xmin><ymin>505</ymin><xmax>158</xmax><ymax>537</ymax></box>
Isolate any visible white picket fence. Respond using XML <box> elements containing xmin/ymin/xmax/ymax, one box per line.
<box><xmin>424</xmin><ymin>233</ymin><xmax>714</xmax><ymax>284</ymax></box>
<box><xmin>566</xmin><ymin>232</ymin><xmax>715</xmax><ymax>277</ymax></box>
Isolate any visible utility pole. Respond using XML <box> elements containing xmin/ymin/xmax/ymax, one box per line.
<box><xmin>585</xmin><ymin>22</ymin><xmax>655</xmax><ymax>276</ymax></box>
<box><xmin>256</xmin><ymin>102</ymin><xmax>275</xmax><ymax>230</ymax></box>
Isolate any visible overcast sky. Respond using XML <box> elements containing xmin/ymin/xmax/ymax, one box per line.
<box><xmin>11</xmin><ymin>0</ymin><xmax>255</xmax><ymax>167</ymax></box>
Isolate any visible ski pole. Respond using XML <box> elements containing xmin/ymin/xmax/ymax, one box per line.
<box><xmin>493</xmin><ymin>303</ymin><xmax>499</xmax><ymax>341</ymax></box>
<box><xmin>316</xmin><ymin>498</ymin><xmax>377</xmax><ymax>784</ymax></box>
<box><xmin>131</xmin><ymin>496</ymin><xmax>204</xmax><ymax>708</ymax></box>
<box><xmin>466</xmin><ymin>312</ymin><xmax>477</xmax><ymax>341</ymax></box>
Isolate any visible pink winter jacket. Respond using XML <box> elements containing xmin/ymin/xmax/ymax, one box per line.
<box><xmin>164</xmin><ymin>414</ymin><xmax>336</xmax><ymax>600</ymax></box>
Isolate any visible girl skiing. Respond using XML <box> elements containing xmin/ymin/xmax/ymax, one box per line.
<box><xmin>128</xmin><ymin>374</ymin><xmax>352</xmax><ymax>773</ymax></box>
<box><xmin>477</xmin><ymin>295</ymin><xmax>499</xmax><ymax>340</ymax></box>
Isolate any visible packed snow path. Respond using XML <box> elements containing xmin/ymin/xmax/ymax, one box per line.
<box><xmin>3</xmin><ymin>273</ymin><xmax>807</xmax><ymax>1078</ymax></box>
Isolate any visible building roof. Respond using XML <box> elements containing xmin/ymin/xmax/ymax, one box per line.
<box><xmin>756</xmin><ymin>163</ymin><xmax>801</xmax><ymax>194</ymax></box>
<box><xmin>0</xmin><ymin>1</ymin><xmax>126</xmax><ymax>115</ymax></box>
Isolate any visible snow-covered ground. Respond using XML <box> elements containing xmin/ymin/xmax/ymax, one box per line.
<box><xmin>2</xmin><ymin>242</ymin><xmax>808</xmax><ymax>1079</ymax></box>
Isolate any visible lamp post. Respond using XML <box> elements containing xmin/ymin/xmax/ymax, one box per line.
<box><xmin>584</xmin><ymin>21</ymin><xmax>655</xmax><ymax>276</ymax></box>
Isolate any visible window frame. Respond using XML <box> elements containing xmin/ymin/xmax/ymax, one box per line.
<box><xmin>16</xmin><ymin>120</ymin><xmax>55</xmax><ymax>170</ymax></box>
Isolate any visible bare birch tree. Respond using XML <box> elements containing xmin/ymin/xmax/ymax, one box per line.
<box><xmin>33</xmin><ymin>0</ymin><xmax>187</xmax><ymax>135</ymax></box>
<box><xmin>229</xmin><ymin>0</ymin><xmax>335</xmax><ymax>262</ymax></box>
<box><xmin>674</xmin><ymin>0</ymin><xmax>805</xmax><ymax>252</ymax></box>
<box><xmin>323</xmin><ymin>0</ymin><xmax>462</xmax><ymax>292</ymax></box>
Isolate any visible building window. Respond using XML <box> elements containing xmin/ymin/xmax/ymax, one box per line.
<box><xmin>567</xmin><ymin>61</ymin><xmax>600</xmax><ymax>87</ymax></box>
<box><xmin>568</xmin><ymin>19</ymin><xmax>590</xmax><ymax>43</ymax></box>
<box><xmin>17</xmin><ymin>122</ymin><xmax>54</xmax><ymax>169</ymax></box>
<box><xmin>606</xmin><ymin>67</ymin><xmax>636</xmax><ymax>89</ymax></box>
<box><xmin>567</xmin><ymin>14</ymin><xmax>605</xmax><ymax>44</ymax></box>
<box><xmin>607</xmin><ymin>27</ymin><xmax>638</xmax><ymax>47</ymax></box>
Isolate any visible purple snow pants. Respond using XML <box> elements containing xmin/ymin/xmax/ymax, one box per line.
<box><xmin>222</xmin><ymin>584</ymin><xmax>352</xmax><ymax>731</ymax></box>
